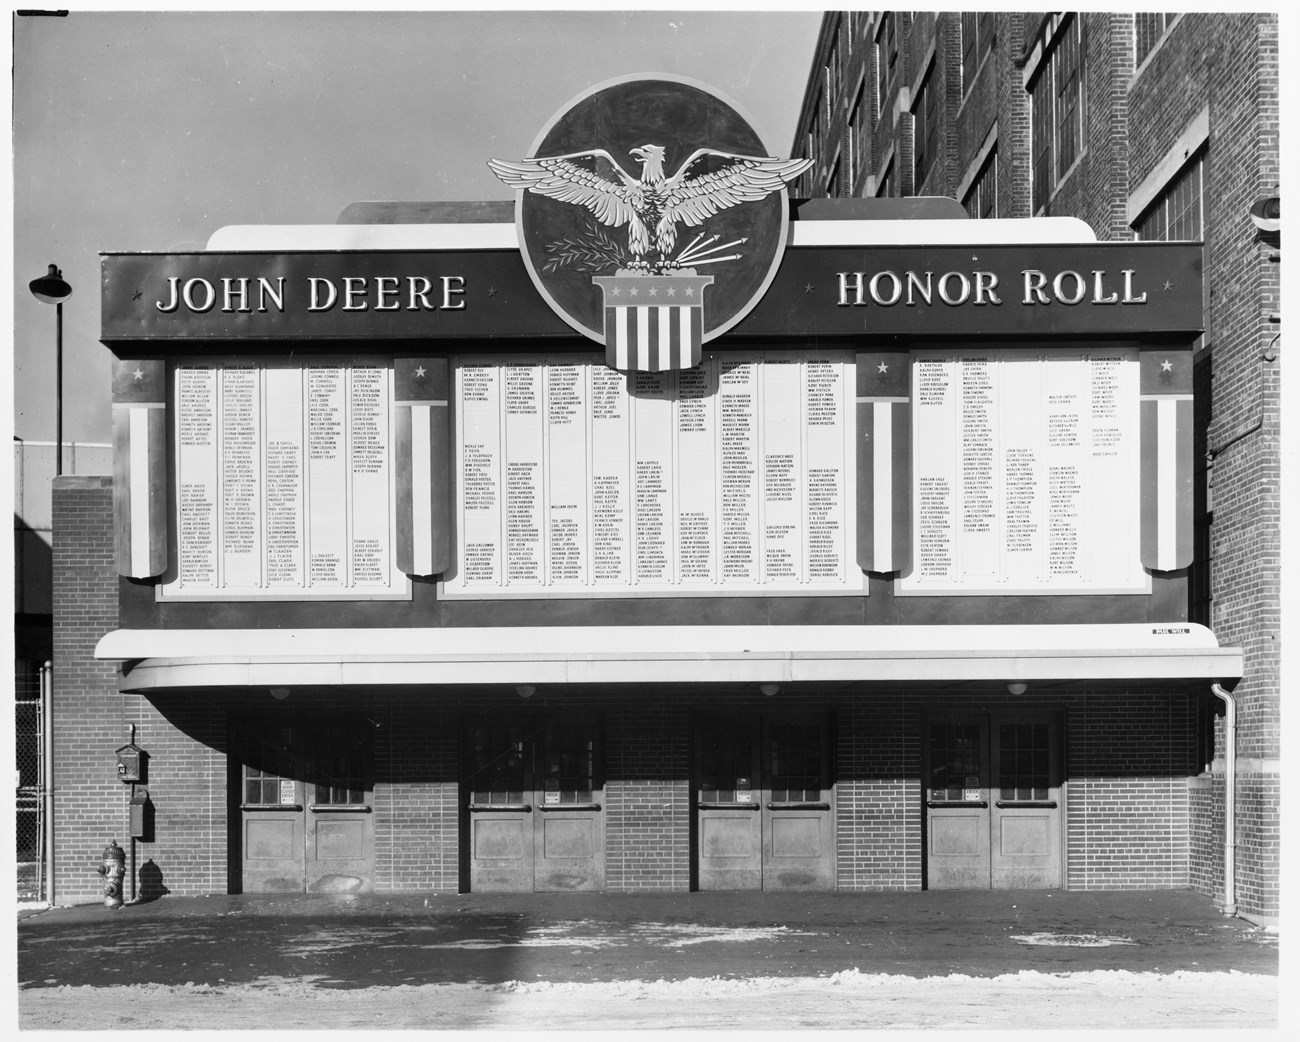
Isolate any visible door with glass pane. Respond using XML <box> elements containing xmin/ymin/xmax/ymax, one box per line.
<box><xmin>924</xmin><ymin>712</ymin><xmax>1062</xmax><ymax>889</ymax></box>
<box><xmin>695</xmin><ymin>713</ymin><xmax>834</xmax><ymax>891</ymax></box>
<box><xmin>238</xmin><ymin>719</ymin><xmax>374</xmax><ymax>893</ymax></box>
<box><xmin>465</xmin><ymin>716</ymin><xmax>603</xmax><ymax>892</ymax></box>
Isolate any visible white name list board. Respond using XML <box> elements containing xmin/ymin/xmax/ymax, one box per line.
<box><xmin>163</xmin><ymin>361</ymin><xmax>407</xmax><ymax>600</ymax></box>
<box><xmin>444</xmin><ymin>352</ymin><xmax>859</xmax><ymax>598</ymax></box>
<box><xmin>900</xmin><ymin>347</ymin><xmax>1145</xmax><ymax>595</ymax></box>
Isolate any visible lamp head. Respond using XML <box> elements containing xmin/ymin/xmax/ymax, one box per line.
<box><xmin>30</xmin><ymin>264</ymin><xmax>72</xmax><ymax>304</ymax></box>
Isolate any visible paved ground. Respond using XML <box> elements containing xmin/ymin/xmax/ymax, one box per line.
<box><xmin>16</xmin><ymin>888</ymin><xmax>1280</xmax><ymax>1030</ymax></box>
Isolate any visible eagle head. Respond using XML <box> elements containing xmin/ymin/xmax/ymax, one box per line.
<box><xmin>629</xmin><ymin>144</ymin><xmax>667</xmax><ymax>182</ymax></box>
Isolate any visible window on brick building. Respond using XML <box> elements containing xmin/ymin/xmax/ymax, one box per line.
<box><xmin>875</xmin><ymin>13</ymin><xmax>897</xmax><ymax>115</ymax></box>
<box><xmin>912</xmin><ymin>62</ymin><xmax>939</xmax><ymax>190</ymax></box>
<box><xmin>849</xmin><ymin>77</ymin><xmax>868</xmax><ymax>184</ymax></box>
<box><xmin>1133</xmin><ymin>150</ymin><xmax>1206</xmax><ymax>242</ymax></box>
<box><xmin>828</xmin><ymin>15</ymin><xmax>844</xmax><ymax>99</ymax></box>
<box><xmin>961</xmin><ymin>11</ymin><xmax>995</xmax><ymax>92</ymax></box>
<box><xmin>825</xmin><ymin>151</ymin><xmax>843</xmax><ymax>197</ymax></box>
<box><xmin>1135</xmin><ymin>13</ymin><xmax>1177</xmax><ymax>66</ymax></box>
<box><xmin>1028</xmin><ymin>15</ymin><xmax>1085</xmax><ymax>212</ymax></box>
<box><xmin>963</xmin><ymin>145</ymin><xmax>998</xmax><ymax>219</ymax></box>
<box><xmin>810</xmin><ymin>87</ymin><xmax>824</xmax><ymax>166</ymax></box>
<box><xmin>876</xmin><ymin>157</ymin><xmax>895</xmax><ymax>198</ymax></box>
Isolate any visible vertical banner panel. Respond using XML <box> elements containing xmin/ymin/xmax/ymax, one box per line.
<box><xmin>111</xmin><ymin>356</ymin><xmax>169</xmax><ymax>578</ymax></box>
<box><xmin>856</xmin><ymin>352</ymin><xmax>910</xmax><ymax>574</ymax></box>
<box><xmin>395</xmin><ymin>358</ymin><xmax>450</xmax><ymax>577</ymax></box>
<box><xmin>1139</xmin><ymin>350</ymin><xmax>1194</xmax><ymax>572</ymax></box>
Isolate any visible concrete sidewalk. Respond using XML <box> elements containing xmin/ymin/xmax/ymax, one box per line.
<box><xmin>17</xmin><ymin>888</ymin><xmax>1277</xmax><ymax>990</ymax></box>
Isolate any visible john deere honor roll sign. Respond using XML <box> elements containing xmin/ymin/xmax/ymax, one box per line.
<box><xmin>98</xmin><ymin>76</ymin><xmax>1198</xmax><ymax>602</ymax></box>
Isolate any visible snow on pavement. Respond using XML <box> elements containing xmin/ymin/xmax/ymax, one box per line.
<box><xmin>19</xmin><ymin>968</ymin><xmax>1278</xmax><ymax>1030</ymax></box>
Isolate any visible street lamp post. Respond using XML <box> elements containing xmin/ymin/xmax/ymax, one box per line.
<box><xmin>29</xmin><ymin>264</ymin><xmax>73</xmax><ymax>476</ymax></box>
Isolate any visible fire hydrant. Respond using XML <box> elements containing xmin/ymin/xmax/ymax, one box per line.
<box><xmin>97</xmin><ymin>840</ymin><xmax>126</xmax><ymax>908</ymax></box>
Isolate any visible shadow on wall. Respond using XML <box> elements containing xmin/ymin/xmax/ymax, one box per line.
<box><xmin>135</xmin><ymin>860</ymin><xmax>169</xmax><ymax>903</ymax></box>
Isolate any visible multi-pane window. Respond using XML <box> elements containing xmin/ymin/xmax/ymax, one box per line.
<box><xmin>913</xmin><ymin>64</ymin><xmax>939</xmax><ymax>189</ymax></box>
<box><xmin>1134</xmin><ymin>151</ymin><xmax>1205</xmax><ymax>241</ymax></box>
<box><xmin>469</xmin><ymin>723</ymin><xmax>528</xmax><ymax>806</ymax></box>
<box><xmin>768</xmin><ymin>722</ymin><xmax>824</xmax><ymax>804</ymax></box>
<box><xmin>963</xmin><ymin>146</ymin><xmax>998</xmax><ymax>219</ymax></box>
<box><xmin>1135</xmin><ymin>13</ymin><xmax>1176</xmax><ymax>65</ymax></box>
<box><xmin>961</xmin><ymin>11</ymin><xmax>995</xmax><ymax>90</ymax></box>
<box><xmin>1028</xmin><ymin>15</ymin><xmax>1085</xmax><ymax>212</ymax></box>
<box><xmin>998</xmin><ymin>723</ymin><xmax>1050</xmax><ymax>801</ymax></box>
<box><xmin>311</xmin><ymin>730</ymin><xmax>367</xmax><ymax>806</ymax></box>
<box><xmin>538</xmin><ymin>721</ymin><xmax>595</xmax><ymax>806</ymax></box>
<box><xmin>928</xmin><ymin>723</ymin><xmax>981</xmax><ymax>801</ymax></box>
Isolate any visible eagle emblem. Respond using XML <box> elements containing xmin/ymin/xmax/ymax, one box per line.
<box><xmin>492</xmin><ymin>75</ymin><xmax>805</xmax><ymax>371</ymax></box>
<box><xmin>488</xmin><ymin>144</ymin><xmax>810</xmax><ymax>276</ymax></box>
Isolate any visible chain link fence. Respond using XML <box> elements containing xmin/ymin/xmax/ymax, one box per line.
<box><xmin>16</xmin><ymin>666</ymin><xmax>45</xmax><ymax>903</ymax></box>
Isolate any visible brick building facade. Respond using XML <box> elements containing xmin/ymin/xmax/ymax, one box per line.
<box><xmin>50</xmin><ymin>66</ymin><xmax>1252</xmax><ymax>913</ymax></box>
<box><xmin>790</xmin><ymin>10</ymin><xmax>1278</xmax><ymax>919</ymax></box>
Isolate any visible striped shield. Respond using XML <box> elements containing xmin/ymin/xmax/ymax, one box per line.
<box><xmin>394</xmin><ymin>357</ymin><xmax>451</xmax><ymax>577</ymax></box>
<box><xmin>592</xmin><ymin>274</ymin><xmax>713</xmax><ymax>371</ymax></box>
<box><xmin>855</xmin><ymin>352</ymin><xmax>912</xmax><ymax>575</ymax></box>
<box><xmin>112</xmin><ymin>359</ymin><xmax>169</xmax><ymax>579</ymax></box>
<box><xmin>1139</xmin><ymin>350</ymin><xmax>1193</xmax><ymax>572</ymax></box>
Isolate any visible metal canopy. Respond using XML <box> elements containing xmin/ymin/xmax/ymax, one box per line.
<box><xmin>95</xmin><ymin>623</ymin><xmax>1242</xmax><ymax>691</ymax></box>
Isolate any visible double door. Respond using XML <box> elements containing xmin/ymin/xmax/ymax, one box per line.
<box><xmin>238</xmin><ymin>718</ymin><xmax>374</xmax><ymax>893</ymax></box>
<box><xmin>466</xmin><ymin>716</ymin><xmax>604</xmax><ymax>892</ymax></box>
<box><xmin>694</xmin><ymin>713</ymin><xmax>835</xmax><ymax>890</ymax></box>
<box><xmin>924</xmin><ymin>712</ymin><xmax>1063</xmax><ymax>889</ymax></box>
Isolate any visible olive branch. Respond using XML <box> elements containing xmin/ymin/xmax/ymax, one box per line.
<box><xmin>541</xmin><ymin>224</ymin><xmax>631</xmax><ymax>274</ymax></box>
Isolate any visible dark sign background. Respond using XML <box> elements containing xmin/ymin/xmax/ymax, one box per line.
<box><xmin>101</xmin><ymin>241</ymin><xmax>1203</xmax><ymax>344</ymax></box>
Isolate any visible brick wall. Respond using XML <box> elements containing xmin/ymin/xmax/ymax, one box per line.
<box><xmin>605</xmin><ymin>689</ymin><xmax>691</xmax><ymax>891</ymax></box>
<box><xmin>790</xmin><ymin>4</ymin><xmax>1280</xmax><ymax>922</ymax></box>
<box><xmin>51</xmin><ymin>477</ymin><xmax>127</xmax><ymax>904</ymax></box>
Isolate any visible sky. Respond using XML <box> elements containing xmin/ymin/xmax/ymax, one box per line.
<box><xmin>8</xmin><ymin>5</ymin><xmax>824</xmax><ymax>456</ymax></box>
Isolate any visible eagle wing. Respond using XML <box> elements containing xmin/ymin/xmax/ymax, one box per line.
<box><xmin>661</xmin><ymin>149</ymin><xmax>813</xmax><ymax>227</ymax></box>
<box><xmin>486</xmin><ymin>149</ymin><xmax>640</xmax><ymax>229</ymax></box>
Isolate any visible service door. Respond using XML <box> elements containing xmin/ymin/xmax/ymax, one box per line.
<box><xmin>238</xmin><ymin>719</ymin><xmax>375</xmax><ymax>893</ymax></box>
<box><xmin>696</xmin><ymin>714</ymin><xmax>834</xmax><ymax>891</ymax></box>
<box><xmin>924</xmin><ymin>713</ymin><xmax>1062</xmax><ymax>890</ymax></box>
<box><xmin>466</xmin><ymin>716</ymin><xmax>604</xmax><ymax>892</ymax></box>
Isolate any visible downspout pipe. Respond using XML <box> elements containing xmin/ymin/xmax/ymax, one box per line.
<box><xmin>40</xmin><ymin>660</ymin><xmax>55</xmax><ymax>908</ymax></box>
<box><xmin>1210</xmin><ymin>683</ymin><xmax>1237</xmax><ymax>917</ymax></box>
